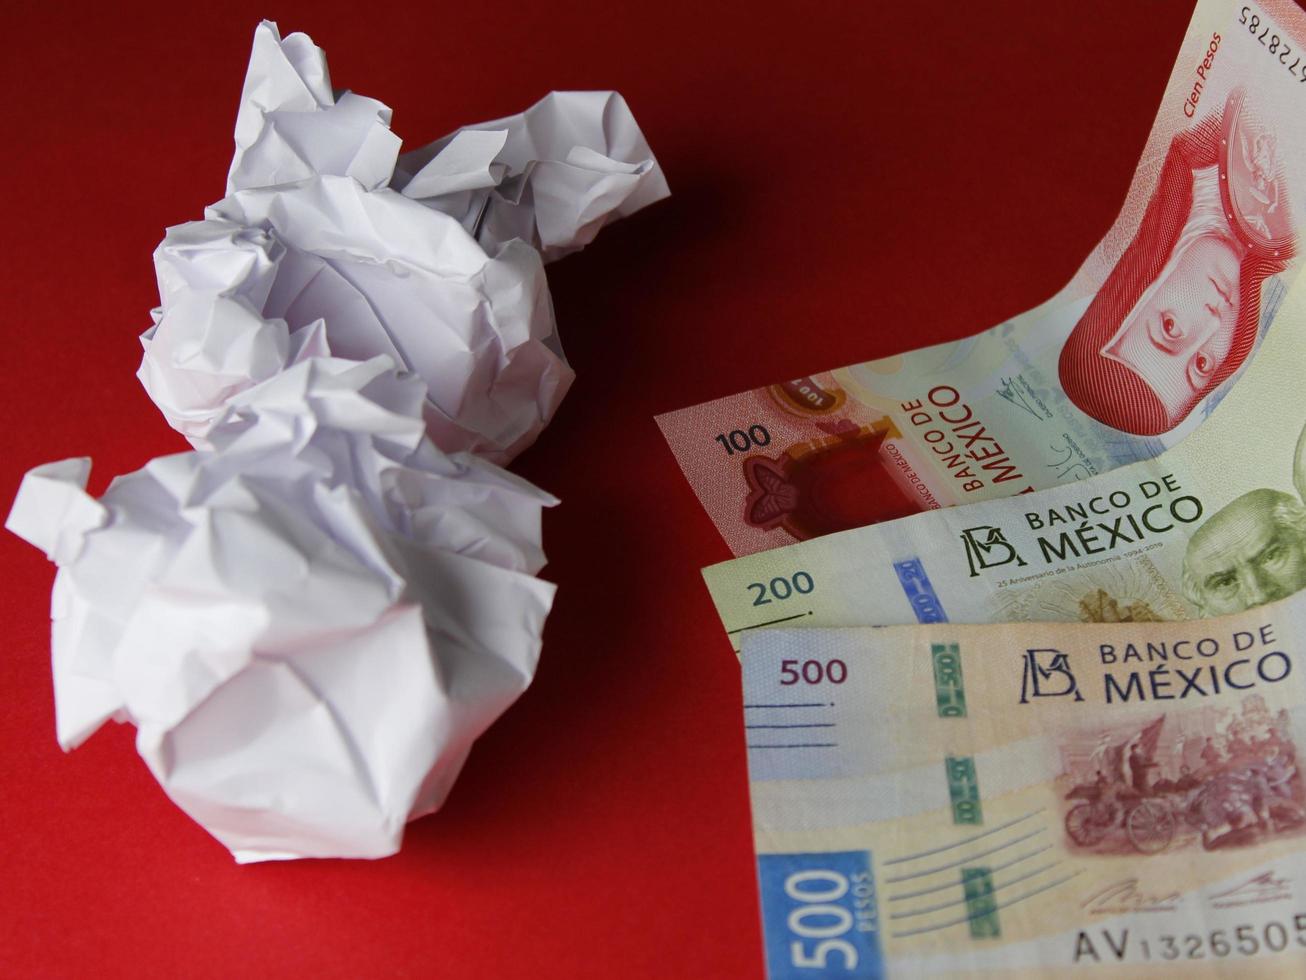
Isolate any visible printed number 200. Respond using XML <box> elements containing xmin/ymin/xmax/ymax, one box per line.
<box><xmin>749</xmin><ymin>571</ymin><xmax>815</xmax><ymax>606</ymax></box>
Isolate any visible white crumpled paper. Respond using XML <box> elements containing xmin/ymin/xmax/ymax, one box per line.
<box><xmin>7</xmin><ymin>357</ymin><xmax>556</xmax><ymax>861</ymax></box>
<box><xmin>10</xmin><ymin>19</ymin><xmax>665</xmax><ymax>862</ymax></box>
<box><xmin>140</xmin><ymin>20</ymin><xmax>668</xmax><ymax>463</ymax></box>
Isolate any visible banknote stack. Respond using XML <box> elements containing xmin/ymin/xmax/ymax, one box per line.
<box><xmin>656</xmin><ymin>0</ymin><xmax>1306</xmax><ymax>973</ymax></box>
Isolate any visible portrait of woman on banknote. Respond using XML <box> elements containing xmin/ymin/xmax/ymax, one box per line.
<box><xmin>1060</xmin><ymin>88</ymin><xmax>1293</xmax><ymax>436</ymax></box>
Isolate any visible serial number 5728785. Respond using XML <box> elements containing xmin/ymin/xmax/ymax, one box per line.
<box><xmin>1240</xmin><ymin>6</ymin><xmax>1306</xmax><ymax>82</ymax></box>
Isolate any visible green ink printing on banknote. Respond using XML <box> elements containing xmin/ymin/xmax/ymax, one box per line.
<box><xmin>930</xmin><ymin>643</ymin><xmax>965</xmax><ymax>717</ymax></box>
<box><xmin>945</xmin><ymin>756</ymin><xmax>982</xmax><ymax>825</ymax></box>
<box><xmin>962</xmin><ymin>867</ymin><xmax>1000</xmax><ymax>939</ymax></box>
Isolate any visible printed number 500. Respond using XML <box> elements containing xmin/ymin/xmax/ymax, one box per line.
<box><xmin>780</xmin><ymin>659</ymin><xmax>847</xmax><ymax>685</ymax></box>
<box><xmin>785</xmin><ymin>870</ymin><xmax>860</xmax><ymax>970</ymax></box>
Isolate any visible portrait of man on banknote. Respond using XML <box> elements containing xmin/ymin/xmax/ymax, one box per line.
<box><xmin>1182</xmin><ymin>487</ymin><xmax>1306</xmax><ymax>616</ymax></box>
<box><xmin>1060</xmin><ymin>88</ymin><xmax>1293</xmax><ymax>436</ymax></box>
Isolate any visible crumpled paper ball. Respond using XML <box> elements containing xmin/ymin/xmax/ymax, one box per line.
<box><xmin>139</xmin><ymin>21</ymin><xmax>668</xmax><ymax>462</ymax></box>
<box><xmin>7</xmin><ymin>357</ymin><xmax>556</xmax><ymax>861</ymax></box>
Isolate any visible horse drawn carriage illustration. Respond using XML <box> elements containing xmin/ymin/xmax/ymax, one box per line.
<box><xmin>1060</xmin><ymin>705</ymin><xmax>1305</xmax><ymax>855</ymax></box>
<box><xmin>1064</xmin><ymin>782</ymin><xmax>1176</xmax><ymax>854</ymax></box>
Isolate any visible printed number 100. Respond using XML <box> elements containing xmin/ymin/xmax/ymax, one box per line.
<box><xmin>715</xmin><ymin>425</ymin><xmax>771</xmax><ymax>454</ymax></box>
<box><xmin>785</xmin><ymin>870</ymin><xmax>861</xmax><ymax>970</ymax></box>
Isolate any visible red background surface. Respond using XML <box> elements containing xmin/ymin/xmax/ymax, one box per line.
<box><xmin>0</xmin><ymin>1</ymin><xmax>1256</xmax><ymax>976</ymax></box>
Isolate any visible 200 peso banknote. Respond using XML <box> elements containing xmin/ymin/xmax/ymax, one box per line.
<box><xmin>658</xmin><ymin>0</ymin><xmax>1306</xmax><ymax>557</ymax></box>
<box><xmin>740</xmin><ymin>592</ymin><xmax>1306</xmax><ymax>976</ymax></box>
<box><xmin>705</xmin><ymin>275</ymin><xmax>1306</xmax><ymax>649</ymax></box>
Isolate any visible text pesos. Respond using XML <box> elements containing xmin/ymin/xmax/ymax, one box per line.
<box><xmin>1185</xmin><ymin>32</ymin><xmax>1222</xmax><ymax>118</ymax></box>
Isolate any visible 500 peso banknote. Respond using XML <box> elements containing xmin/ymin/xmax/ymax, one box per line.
<box><xmin>740</xmin><ymin>592</ymin><xmax>1306</xmax><ymax>976</ymax></box>
<box><xmin>659</xmin><ymin>0</ymin><xmax>1306</xmax><ymax>557</ymax></box>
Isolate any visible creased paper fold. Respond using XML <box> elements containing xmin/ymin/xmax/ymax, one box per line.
<box><xmin>9</xmin><ymin>357</ymin><xmax>556</xmax><ymax>861</ymax></box>
<box><xmin>142</xmin><ymin>20</ymin><xmax>668</xmax><ymax>463</ymax></box>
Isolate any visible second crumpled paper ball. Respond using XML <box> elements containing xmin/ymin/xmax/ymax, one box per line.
<box><xmin>139</xmin><ymin>21</ymin><xmax>668</xmax><ymax>463</ymax></box>
<box><xmin>7</xmin><ymin>356</ymin><xmax>556</xmax><ymax>861</ymax></box>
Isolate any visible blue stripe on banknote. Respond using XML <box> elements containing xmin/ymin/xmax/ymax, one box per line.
<box><xmin>757</xmin><ymin>850</ymin><xmax>883</xmax><ymax>979</ymax></box>
<box><xmin>892</xmin><ymin>558</ymin><xmax>948</xmax><ymax>623</ymax></box>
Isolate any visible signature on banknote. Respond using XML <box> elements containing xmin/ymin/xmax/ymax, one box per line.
<box><xmin>1081</xmin><ymin>878</ymin><xmax>1183</xmax><ymax>915</ymax></box>
<box><xmin>1210</xmin><ymin>870</ymin><xmax>1294</xmax><ymax>907</ymax></box>
<box><xmin>996</xmin><ymin>376</ymin><xmax>1051</xmax><ymax>422</ymax></box>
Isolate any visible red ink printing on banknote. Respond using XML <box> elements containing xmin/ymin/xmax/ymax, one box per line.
<box><xmin>1059</xmin><ymin>88</ymin><xmax>1294</xmax><ymax>436</ymax></box>
<box><xmin>741</xmin><ymin>418</ymin><xmax>917</xmax><ymax>540</ymax></box>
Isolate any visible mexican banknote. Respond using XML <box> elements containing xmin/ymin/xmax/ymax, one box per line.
<box><xmin>704</xmin><ymin>275</ymin><xmax>1306</xmax><ymax>649</ymax></box>
<box><xmin>739</xmin><ymin>592</ymin><xmax>1306</xmax><ymax>976</ymax></box>
<box><xmin>658</xmin><ymin>0</ymin><xmax>1306</xmax><ymax>557</ymax></box>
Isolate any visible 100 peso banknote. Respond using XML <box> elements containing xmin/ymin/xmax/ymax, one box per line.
<box><xmin>740</xmin><ymin>591</ymin><xmax>1306</xmax><ymax>976</ymax></box>
<box><xmin>704</xmin><ymin>275</ymin><xmax>1306</xmax><ymax>649</ymax></box>
<box><xmin>659</xmin><ymin>0</ymin><xmax>1306</xmax><ymax>557</ymax></box>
